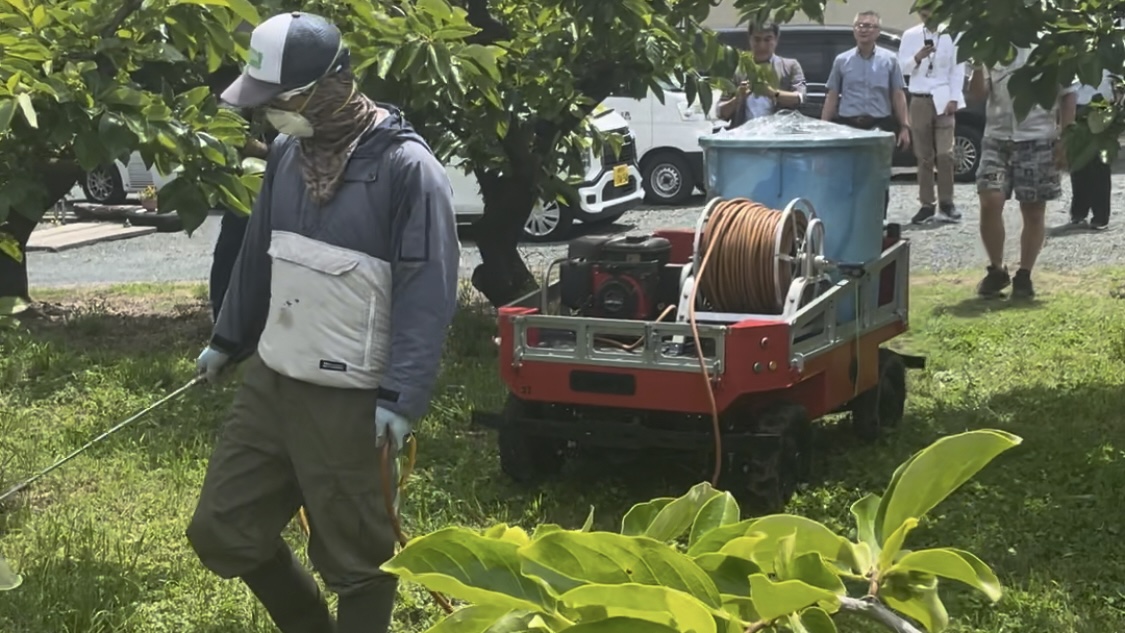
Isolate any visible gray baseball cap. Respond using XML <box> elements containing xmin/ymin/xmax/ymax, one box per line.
<box><xmin>221</xmin><ymin>12</ymin><xmax>347</xmax><ymax>108</ymax></box>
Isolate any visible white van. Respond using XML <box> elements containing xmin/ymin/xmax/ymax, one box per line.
<box><xmin>602</xmin><ymin>82</ymin><xmax>724</xmax><ymax>206</ymax></box>
<box><xmin>79</xmin><ymin>109</ymin><xmax>644</xmax><ymax>244</ymax></box>
<box><xmin>449</xmin><ymin>108</ymin><xmax>644</xmax><ymax>242</ymax></box>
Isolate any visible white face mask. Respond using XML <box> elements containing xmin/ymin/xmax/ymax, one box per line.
<box><xmin>265</xmin><ymin>108</ymin><xmax>314</xmax><ymax>138</ymax></box>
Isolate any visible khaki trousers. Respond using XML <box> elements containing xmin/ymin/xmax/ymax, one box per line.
<box><xmin>186</xmin><ymin>353</ymin><xmax>398</xmax><ymax>599</ymax></box>
<box><xmin>909</xmin><ymin>96</ymin><xmax>955</xmax><ymax>207</ymax></box>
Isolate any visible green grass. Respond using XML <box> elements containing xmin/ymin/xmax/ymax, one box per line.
<box><xmin>3</xmin><ymin>271</ymin><xmax>1125</xmax><ymax>632</ymax></box>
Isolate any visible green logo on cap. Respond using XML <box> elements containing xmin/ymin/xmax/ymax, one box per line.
<box><xmin>248</xmin><ymin>48</ymin><xmax>263</xmax><ymax>69</ymax></box>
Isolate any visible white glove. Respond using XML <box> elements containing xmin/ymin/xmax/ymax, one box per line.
<box><xmin>374</xmin><ymin>406</ymin><xmax>412</xmax><ymax>453</ymax></box>
<box><xmin>196</xmin><ymin>346</ymin><xmax>230</xmax><ymax>384</ymax></box>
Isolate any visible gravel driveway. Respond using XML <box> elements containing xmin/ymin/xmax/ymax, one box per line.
<box><xmin>27</xmin><ymin>175</ymin><xmax>1125</xmax><ymax>289</ymax></box>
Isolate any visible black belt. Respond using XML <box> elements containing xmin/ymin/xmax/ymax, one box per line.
<box><xmin>910</xmin><ymin>93</ymin><xmax>932</xmax><ymax>98</ymax></box>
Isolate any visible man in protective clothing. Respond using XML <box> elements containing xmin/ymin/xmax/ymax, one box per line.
<box><xmin>186</xmin><ymin>11</ymin><xmax>460</xmax><ymax>633</ymax></box>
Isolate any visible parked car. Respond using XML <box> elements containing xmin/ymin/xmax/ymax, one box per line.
<box><xmin>602</xmin><ymin>82</ymin><xmax>724</xmax><ymax>206</ymax></box>
<box><xmin>714</xmin><ymin>25</ymin><xmax>985</xmax><ymax>182</ymax></box>
<box><xmin>81</xmin><ymin>156</ymin><xmax>176</xmax><ymax>205</ymax></box>
<box><xmin>79</xmin><ymin>109</ymin><xmax>643</xmax><ymax>243</ymax></box>
<box><xmin>449</xmin><ymin>107</ymin><xmax>645</xmax><ymax>242</ymax></box>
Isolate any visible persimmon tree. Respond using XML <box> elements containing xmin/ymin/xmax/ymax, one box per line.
<box><xmin>0</xmin><ymin>0</ymin><xmax>269</xmax><ymax>314</ymax></box>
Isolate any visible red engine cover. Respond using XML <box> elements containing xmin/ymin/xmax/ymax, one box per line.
<box><xmin>590</xmin><ymin>267</ymin><xmax>654</xmax><ymax>320</ymax></box>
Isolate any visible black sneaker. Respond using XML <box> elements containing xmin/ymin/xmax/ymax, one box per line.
<box><xmin>1011</xmin><ymin>268</ymin><xmax>1035</xmax><ymax>299</ymax></box>
<box><xmin>1091</xmin><ymin>221</ymin><xmax>1109</xmax><ymax>231</ymax></box>
<box><xmin>977</xmin><ymin>265</ymin><xmax>1011</xmax><ymax>297</ymax></box>
<box><xmin>1068</xmin><ymin>217</ymin><xmax>1090</xmax><ymax>229</ymax></box>
<box><xmin>911</xmin><ymin>205</ymin><xmax>936</xmax><ymax>225</ymax></box>
<box><xmin>938</xmin><ymin>202</ymin><xmax>962</xmax><ymax>222</ymax></box>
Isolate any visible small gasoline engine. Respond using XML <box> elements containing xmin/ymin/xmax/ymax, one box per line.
<box><xmin>558</xmin><ymin>234</ymin><xmax>679</xmax><ymax>320</ymax></box>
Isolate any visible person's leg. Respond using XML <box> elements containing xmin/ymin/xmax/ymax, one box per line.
<box><xmin>1068</xmin><ymin>159</ymin><xmax>1093</xmax><ymax>224</ymax></box>
<box><xmin>1089</xmin><ymin>154</ymin><xmax>1113</xmax><ymax>229</ymax></box>
<box><xmin>933</xmin><ymin>113</ymin><xmax>961</xmax><ymax>221</ymax></box>
<box><xmin>975</xmin><ymin>137</ymin><xmax>1013</xmax><ymax>296</ymax></box>
<box><xmin>1009</xmin><ymin>139</ymin><xmax>1062</xmax><ymax>298</ymax></box>
<box><xmin>186</xmin><ymin>354</ymin><xmax>334</xmax><ymax>633</ymax></box>
<box><xmin>209</xmin><ymin>209</ymin><xmax>251</xmax><ymax>321</ymax></box>
<box><xmin>909</xmin><ymin>98</ymin><xmax>938</xmax><ymax>224</ymax></box>
<box><xmin>283</xmin><ymin>377</ymin><xmax>400</xmax><ymax>633</ymax></box>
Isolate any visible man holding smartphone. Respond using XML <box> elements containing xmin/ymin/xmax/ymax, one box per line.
<box><xmin>899</xmin><ymin>5</ymin><xmax>965</xmax><ymax>225</ymax></box>
<box><xmin>716</xmin><ymin>19</ymin><xmax>807</xmax><ymax>127</ymax></box>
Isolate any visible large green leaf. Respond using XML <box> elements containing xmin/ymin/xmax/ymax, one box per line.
<box><xmin>560</xmin><ymin>583</ymin><xmax>717</xmax><ymax>633</ymax></box>
<box><xmin>875</xmin><ymin>518</ymin><xmax>918</xmax><ymax>573</ymax></box>
<box><xmin>382</xmin><ymin>526</ymin><xmax>557</xmax><ymax>612</ymax></box>
<box><xmin>747</xmin><ymin>574</ymin><xmax>840</xmax><ymax>622</ymax></box>
<box><xmin>887</xmin><ymin>548</ymin><xmax>1003</xmax><ymax>602</ymax></box>
<box><xmin>688</xmin><ymin>492</ymin><xmax>741</xmax><ymax>548</ymax></box>
<box><xmin>561</xmin><ymin>618</ymin><xmax>681</xmax><ymax>633</ymax></box>
<box><xmin>424</xmin><ymin>605</ymin><xmax>514</xmax><ymax>633</ymax></box>
<box><xmin>0</xmin><ymin>553</ymin><xmax>22</xmax><ymax>591</ymax></box>
<box><xmin>621</xmin><ymin>482</ymin><xmax>724</xmax><ymax>543</ymax></box>
<box><xmin>692</xmin><ymin>553</ymin><xmax>761</xmax><ymax>596</ymax></box>
<box><xmin>876</xmin><ymin>430</ymin><xmax>1022</xmax><ymax>543</ymax></box>
<box><xmin>686</xmin><ymin>519</ymin><xmax>758</xmax><ymax>557</ymax></box>
<box><xmin>798</xmin><ymin>607</ymin><xmax>837</xmax><ymax>633</ymax></box>
<box><xmin>518</xmin><ymin>531</ymin><xmax>722</xmax><ymax>608</ymax></box>
<box><xmin>730</xmin><ymin>515</ymin><xmax>856</xmax><ymax>572</ymax></box>
<box><xmin>850</xmin><ymin>493</ymin><xmax>880</xmax><ymax>554</ymax></box>
<box><xmin>882</xmin><ymin>573</ymin><xmax>950</xmax><ymax>633</ymax></box>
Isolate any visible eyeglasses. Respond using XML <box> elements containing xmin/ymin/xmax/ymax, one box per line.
<box><xmin>854</xmin><ymin>23</ymin><xmax>879</xmax><ymax>30</ymax></box>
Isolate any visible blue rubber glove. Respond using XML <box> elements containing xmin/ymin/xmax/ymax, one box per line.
<box><xmin>374</xmin><ymin>406</ymin><xmax>412</xmax><ymax>454</ymax></box>
<box><xmin>196</xmin><ymin>346</ymin><xmax>231</xmax><ymax>384</ymax></box>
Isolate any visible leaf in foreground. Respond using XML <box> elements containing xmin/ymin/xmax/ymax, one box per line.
<box><xmin>0</xmin><ymin>553</ymin><xmax>22</xmax><ymax>591</ymax></box>
<box><xmin>887</xmin><ymin>548</ymin><xmax>1003</xmax><ymax>602</ymax></box>
<box><xmin>747</xmin><ymin>573</ymin><xmax>840</xmax><ymax>622</ymax></box>
<box><xmin>382</xmin><ymin>526</ymin><xmax>556</xmax><ymax>612</ymax></box>
<box><xmin>560</xmin><ymin>583</ymin><xmax>717</xmax><ymax>633</ymax></box>
<box><xmin>519</xmin><ymin>531</ymin><xmax>722</xmax><ymax>608</ymax></box>
<box><xmin>561</xmin><ymin>617</ymin><xmax>681</xmax><ymax>632</ymax></box>
<box><xmin>875</xmin><ymin>430</ymin><xmax>1021</xmax><ymax>543</ymax></box>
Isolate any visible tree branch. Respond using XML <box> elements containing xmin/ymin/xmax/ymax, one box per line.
<box><xmin>838</xmin><ymin>596</ymin><xmax>925</xmax><ymax>633</ymax></box>
<box><xmin>100</xmin><ymin>0</ymin><xmax>144</xmax><ymax>39</ymax></box>
<box><xmin>459</xmin><ymin>0</ymin><xmax>510</xmax><ymax>46</ymax></box>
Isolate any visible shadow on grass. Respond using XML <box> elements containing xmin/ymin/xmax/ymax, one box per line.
<box><xmin>931</xmin><ymin>294</ymin><xmax>1046</xmax><ymax>318</ymax></box>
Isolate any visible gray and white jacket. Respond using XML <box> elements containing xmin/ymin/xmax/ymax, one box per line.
<box><xmin>211</xmin><ymin>105</ymin><xmax>461</xmax><ymax>422</ymax></box>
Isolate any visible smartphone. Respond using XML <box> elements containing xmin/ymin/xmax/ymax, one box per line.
<box><xmin>924</xmin><ymin>38</ymin><xmax>934</xmax><ymax>47</ymax></box>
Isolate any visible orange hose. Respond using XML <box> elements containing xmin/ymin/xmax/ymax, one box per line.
<box><xmin>689</xmin><ymin>199</ymin><xmax>807</xmax><ymax>486</ymax></box>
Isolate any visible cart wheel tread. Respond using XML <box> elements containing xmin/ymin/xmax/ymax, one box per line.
<box><xmin>721</xmin><ymin>401</ymin><xmax>811</xmax><ymax>514</ymax></box>
<box><xmin>849</xmin><ymin>348</ymin><xmax>908</xmax><ymax>442</ymax></box>
<box><xmin>497</xmin><ymin>396</ymin><xmax>567</xmax><ymax>484</ymax></box>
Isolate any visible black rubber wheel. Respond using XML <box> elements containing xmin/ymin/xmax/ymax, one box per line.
<box><xmin>719</xmin><ymin>401</ymin><xmax>812</xmax><ymax>514</ymax></box>
<box><xmin>81</xmin><ymin>165</ymin><xmax>127</xmax><ymax>205</ymax></box>
<box><xmin>641</xmin><ymin>150</ymin><xmax>695</xmax><ymax>206</ymax></box>
<box><xmin>124</xmin><ymin>209</ymin><xmax>183</xmax><ymax>233</ymax></box>
<box><xmin>496</xmin><ymin>395</ymin><xmax>567</xmax><ymax>483</ymax></box>
<box><xmin>953</xmin><ymin>123</ymin><xmax>983</xmax><ymax>183</ymax></box>
<box><xmin>848</xmin><ymin>348</ymin><xmax>908</xmax><ymax>442</ymax></box>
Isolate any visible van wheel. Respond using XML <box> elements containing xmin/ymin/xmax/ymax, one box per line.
<box><xmin>82</xmin><ymin>165</ymin><xmax>127</xmax><ymax>205</ymax></box>
<box><xmin>953</xmin><ymin>124</ymin><xmax>983</xmax><ymax>183</ymax></box>
<box><xmin>642</xmin><ymin>151</ymin><xmax>694</xmax><ymax>206</ymax></box>
<box><xmin>522</xmin><ymin>198</ymin><xmax>574</xmax><ymax>243</ymax></box>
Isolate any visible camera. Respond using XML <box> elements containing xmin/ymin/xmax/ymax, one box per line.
<box><xmin>924</xmin><ymin>38</ymin><xmax>934</xmax><ymax>47</ymax></box>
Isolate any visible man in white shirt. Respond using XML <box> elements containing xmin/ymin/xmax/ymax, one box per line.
<box><xmin>1065</xmin><ymin>69</ymin><xmax>1116</xmax><ymax>231</ymax></box>
<box><xmin>898</xmin><ymin>6</ymin><xmax>965</xmax><ymax>225</ymax></box>
<box><xmin>970</xmin><ymin>48</ymin><xmax>1077</xmax><ymax>299</ymax></box>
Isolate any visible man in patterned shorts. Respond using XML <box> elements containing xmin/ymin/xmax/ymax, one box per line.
<box><xmin>969</xmin><ymin>47</ymin><xmax>1077</xmax><ymax>299</ymax></box>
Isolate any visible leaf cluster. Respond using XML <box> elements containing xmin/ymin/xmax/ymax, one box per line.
<box><xmin>384</xmin><ymin>430</ymin><xmax>1023</xmax><ymax>633</ymax></box>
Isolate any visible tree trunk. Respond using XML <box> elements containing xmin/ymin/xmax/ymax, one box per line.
<box><xmin>0</xmin><ymin>212</ymin><xmax>35</xmax><ymax>308</ymax></box>
<box><xmin>470</xmin><ymin>169</ymin><xmax>539</xmax><ymax>307</ymax></box>
<box><xmin>0</xmin><ymin>161</ymin><xmax>82</xmax><ymax>313</ymax></box>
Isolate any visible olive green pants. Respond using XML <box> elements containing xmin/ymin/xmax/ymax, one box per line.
<box><xmin>186</xmin><ymin>353</ymin><xmax>399</xmax><ymax>630</ymax></box>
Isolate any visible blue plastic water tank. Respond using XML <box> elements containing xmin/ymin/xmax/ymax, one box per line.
<box><xmin>697</xmin><ymin>111</ymin><xmax>894</xmax><ymax>323</ymax></box>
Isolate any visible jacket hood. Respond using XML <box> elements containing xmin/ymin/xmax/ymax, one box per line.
<box><xmin>354</xmin><ymin>103</ymin><xmax>432</xmax><ymax>158</ymax></box>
